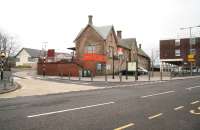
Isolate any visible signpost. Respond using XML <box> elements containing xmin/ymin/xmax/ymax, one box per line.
<box><xmin>128</xmin><ymin>62</ymin><xmax>136</xmax><ymax>71</ymax></box>
<box><xmin>187</xmin><ymin>54</ymin><xmax>195</xmax><ymax>62</ymax></box>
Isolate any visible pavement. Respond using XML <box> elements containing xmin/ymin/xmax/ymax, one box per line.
<box><xmin>0</xmin><ymin>78</ymin><xmax>102</xmax><ymax>99</ymax></box>
<box><xmin>0</xmin><ymin>76</ymin><xmax>200</xmax><ymax>130</ymax></box>
<box><xmin>0</xmin><ymin>69</ymin><xmax>199</xmax><ymax>99</ymax></box>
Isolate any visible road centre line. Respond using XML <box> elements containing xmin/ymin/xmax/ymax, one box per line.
<box><xmin>174</xmin><ymin>106</ymin><xmax>184</xmax><ymax>111</ymax></box>
<box><xmin>114</xmin><ymin>123</ymin><xmax>134</xmax><ymax>130</ymax></box>
<box><xmin>141</xmin><ymin>91</ymin><xmax>175</xmax><ymax>98</ymax></box>
<box><xmin>191</xmin><ymin>100</ymin><xmax>199</xmax><ymax>105</ymax></box>
<box><xmin>186</xmin><ymin>86</ymin><xmax>200</xmax><ymax>90</ymax></box>
<box><xmin>148</xmin><ymin>113</ymin><xmax>163</xmax><ymax>120</ymax></box>
<box><xmin>27</xmin><ymin>101</ymin><xmax>115</xmax><ymax>118</ymax></box>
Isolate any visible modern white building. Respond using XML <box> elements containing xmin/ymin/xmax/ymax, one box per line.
<box><xmin>15</xmin><ymin>48</ymin><xmax>43</xmax><ymax>68</ymax></box>
<box><xmin>15</xmin><ymin>48</ymin><xmax>72</xmax><ymax>68</ymax></box>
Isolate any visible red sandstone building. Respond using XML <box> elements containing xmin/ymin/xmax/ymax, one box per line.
<box><xmin>38</xmin><ymin>15</ymin><xmax>150</xmax><ymax>76</ymax></box>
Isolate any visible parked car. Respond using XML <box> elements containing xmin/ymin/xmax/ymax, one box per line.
<box><xmin>120</xmin><ymin>67</ymin><xmax>148</xmax><ymax>76</ymax></box>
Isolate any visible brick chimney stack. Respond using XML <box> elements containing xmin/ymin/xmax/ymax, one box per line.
<box><xmin>88</xmin><ymin>15</ymin><xmax>93</xmax><ymax>25</ymax></box>
<box><xmin>117</xmin><ymin>30</ymin><xmax>122</xmax><ymax>39</ymax></box>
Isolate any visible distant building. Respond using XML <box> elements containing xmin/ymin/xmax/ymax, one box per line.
<box><xmin>16</xmin><ymin>48</ymin><xmax>71</xmax><ymax>68</ymax></box>
<box><xmin>160</xmin><ymin>37</ymin><xmax>200</xmax><ymax>69</ymax></box>
<box><xmin>15</xmin><ymin>48</ymin><xmax>43</xmax><ymax>68</ymax></box>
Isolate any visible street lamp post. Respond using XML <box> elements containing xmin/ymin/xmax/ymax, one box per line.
<box><xmin>0</xmin><ymin>52</ymin><xmax>5</xmax><ymax>80</ymax></box>
<box><xmin>180</xmin><ymin>25</ymin><xmax>200</xmax><ymax>76</ymax></box>
<box><xmin>110</xmin><ymin>46</ymin><xmax>115</xmax><ymax>79</ymax></box>
<box><xmin>135</xmin><ymin>46</ymin><xmax>138</xmax><ymax>81</ymax></box>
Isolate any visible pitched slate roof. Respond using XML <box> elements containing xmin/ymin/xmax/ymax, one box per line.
<box><xmin>74</xmin><ymin>24</ymin><xmax>113</xmax><ymax>42</ymax></box>
<box><xmin>24</xmin><ymin>48</ymin><xmax>44</xmax><ymax>57</ymax></box>
<box><xmin>118</xmin><ymin>38</ymin><xmax>149</xmax><ymax>58</ymax></box>
<box><xmin>15</xmin><ymin>48</ymin><xmax>44</xmax><ymax>58</ymax></box>
<box><xmin>118</xmin><ymin>38</ymin><xmax>137</xmax><ymax>49</ymax></box>
<box><xmin>92</xmin><ymin>25</ymin><xmax>113</xmax><ymax>39</ymax></box>
<box><xmin>138</xmin><ymin>48</ymin><xmax>149</xmax><ymax>58</ymax></box>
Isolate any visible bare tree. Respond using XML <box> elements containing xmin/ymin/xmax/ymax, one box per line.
<box><xmin>0</xmin><ymin>32</ymin><xmax>19</xmax><ymax>67</ymax></box>
<box><xmin>150</xmin><ymin>48</ymin><xmax>159</xmax><ymax>76</ymax></box>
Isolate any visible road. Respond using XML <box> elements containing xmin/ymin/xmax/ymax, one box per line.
<box><xmin>0</xmin><ymin>77</ymin><xmax>200</xmax><ymax>130</ymax></box>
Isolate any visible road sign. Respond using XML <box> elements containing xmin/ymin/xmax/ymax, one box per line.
<box><xmin>188</xmin><ymin>54</ymin><xmax>194</xmax><ymax>59</ymax></box>
<box><xmin>117</xmin><ymin>48</ymin><xmax>123</xmax><ymax>55</ymax></box>
<box><xmin>128</xmin><ymin>62</ymin><xmax>136</xmax><ymax>71</ymax></box>
<box><xmin>187</xmin><ymin>54</ymin><xmax>195</xmax><ymax>62</ymax></box>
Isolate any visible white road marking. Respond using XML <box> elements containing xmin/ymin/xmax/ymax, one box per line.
<box><xmin>141</xmin><ymin>91</ymin><xmax>175</xmax><ymax>98</ymax></box>
<box><xmin>191</xmin><ymin>100</ymin><xmax>199</xmax><ymax>105</ymax></box>
<box><xmin>114</xmin><ymin>123</ymin><xmax>134</xmax><ymax>130</ymax></box>
<box><xmin>174</xmin><ymin>106</ymin><xmax>184</xmax><ymax>111</ymax></box>
<box><xmin>186</xmin><ymin>86</ymin><xmax>200</xmax><ymax>90</ymax></box>
<box><xmin>190</xmin><ymin>110</ymin><xmax>200</xmax><ymax>115</ymax></box>
<box><xmin>148</xmin><ymin>113</ymin><xmax>163</xmax><ymax>120</ymax></box>
<box><xmin>82</xmin><ymin>82</ymin><xmax>90</xmax><ymax>84</ymax></box>
<box><xmin>27</xmin><ymin>102</ymin><xmax>115</xmax><ymax>118</ymax></box>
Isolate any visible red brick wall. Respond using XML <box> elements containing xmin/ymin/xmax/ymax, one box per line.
<box><xmin>37</xmin><ymin>63</ymin><xmax>80</xmax><ymax>76</ymax></box>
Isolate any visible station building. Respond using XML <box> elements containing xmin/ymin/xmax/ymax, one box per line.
<box><xmin>38</xmin><ymin>15</ymin><xmax>150</xmax><ymax>76</ymax></box>
<box><xmin>69</xmin><ymin>15</ymin><xmax>150</xmax><ymax>76</ymax></box>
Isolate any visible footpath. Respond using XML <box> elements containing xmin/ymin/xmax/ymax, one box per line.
<box><xmin>0</xmin><ymin>69</ymin><xmax>200</xmax><ymax>99</ymax></box>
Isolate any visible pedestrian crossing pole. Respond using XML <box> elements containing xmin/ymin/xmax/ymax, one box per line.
<box><xmin>43</xmin><ymin>57</ymin><xmax>46</xmax><ymax>77</ymax></box>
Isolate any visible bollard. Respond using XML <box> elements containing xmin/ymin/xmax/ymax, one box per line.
<box><xmin>11</xmin><ymin>77</ymin><xmax>14</xmax><ymax>86</ymax></box>
<box><xmin>79</xmin><ymin>75</ymin><xmax>81</xmax><ymax>81</ymax></box>
<box><xmin>3</xmin><ymin>80</ymin><xmax>7</xmax><ymax>90</ymax></box>
<box><xmin>91</xmin><ymin>72</ymin><xmax>93</xmax><ymax>82</ymax></box>
<box><xmin>170</xmin><ymin>70</ymin><xmax>172</xmax><ymax>80</ymax></box>
<box><xmin>148</xmin><ymin>71</ymin><xmax>151</xmax><ymax>81</ymax></box>
<box><xmin>61</xmin><ymin>73</ymin><xmax>63</xmax><ymax>79</ymax></box>
<box><xmin>79</xmin><ymin>70</ymin><xmax>82</xmax><ymax>81</ymax></box>
<box><xmin>68</xmin><ymin>72</ymin><xmax>71</xmax><ymax>80</ymax></box>
<box><xmin>105</xmin><ymin>74</ymin><xmax>107</xmax><ymax>82</ymax></box>
<box><xmin>119</xmin><ymin>72</ymin><xmax>122</xmax><ymax>82</ymax></box>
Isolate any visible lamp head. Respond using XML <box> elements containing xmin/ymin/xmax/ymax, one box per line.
<box><xmin>0</xmin><ymin>52</ymin><xmax>5</xmax><ymax>58</ymax></box>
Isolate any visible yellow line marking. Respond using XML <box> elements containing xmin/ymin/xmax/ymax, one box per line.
<box><xmin>191</xmin><ymin>101</ymin><xmax>199</xmax><ymax>105</ymax></box>
<box><xmin>114</xmin><ymin>123</ymin><xmax>134</xmax><ymax>130</ymax></box>
<box><xmin>148</xmin><ymin>113</ymin><xmax>163</xmax><ymax>120</ymax></box>
<box><xmin>174</xmin><ymin>106</ymin><xmax>184</xmax><ymax>111</ymax></box>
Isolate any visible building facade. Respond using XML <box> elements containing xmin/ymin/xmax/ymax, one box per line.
<box><xmin>72</xmin><ymin>15</ymin><xmax>150</xmax><ymax>76</ymax></box>
<box><xmin>160</xmin><ymin>37</ymin><xmax>200</xmax><ymax>69</ymax></box>
<box><xmin>15</xmin><ymin>48</ymin><xmax>42</xmax><ymax>68</ymax></box>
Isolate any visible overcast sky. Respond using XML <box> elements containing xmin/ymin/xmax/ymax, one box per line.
<box><xmin>0</xmin><ymin>0</ymin><xmax>200</xmax><ymax>55</ymax></box>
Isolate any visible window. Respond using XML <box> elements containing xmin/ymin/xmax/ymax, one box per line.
<box><xmin>16</xmin><ymin>58</ymin><xmax>20</xmax><ymax>62</ymax></box>
<box><xmin>175</xmin><ymin>49</ymin><xmax>180</xmax><ymax>56</ymax></box>
<box><xmin>109</xmin><ymin>46</ymin><xmax>113</xmax><ymax>57</ymax></box>
<box><xmin>190</xmin><ymin>48</ymin><xmax>196</xmax><ymax>54</ymax></box>
<box><xmin>190</xmin><ymin>38</ymin><xmax>196</xmax><ymax>45</ymax></box>
<box><xmin>96</xmin><ymin>63</ymin><xmax>102</xmax><ymax>71</ymax></box>
<box><xmin>175</xmin><ymin>39</ymin><xmax>180</xmax><ymax>46</ymax></box>
<box><xmin>28</xmin><ymin>57</ymin><xmax>36</xmax><ymax>62</ymax></box>
<box><xmin>85</xmin><ymin>45</ymin><xmax>96</xmax><ymax>54</ymax></box>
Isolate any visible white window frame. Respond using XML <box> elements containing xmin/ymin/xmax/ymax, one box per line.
<box><xmin>175</xmin><ymin>49</ymin><xmax>180</xmax><ymax>57</ymax></box>
<box><xmin>85</xmin><ymin>45</ymin><xmax>96</xmax><ymax>54</ymax></box>
<box><xmin>175</xmin><ymin>39</ymin><xmax>180</xmax><ymax>46</ymax></box>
